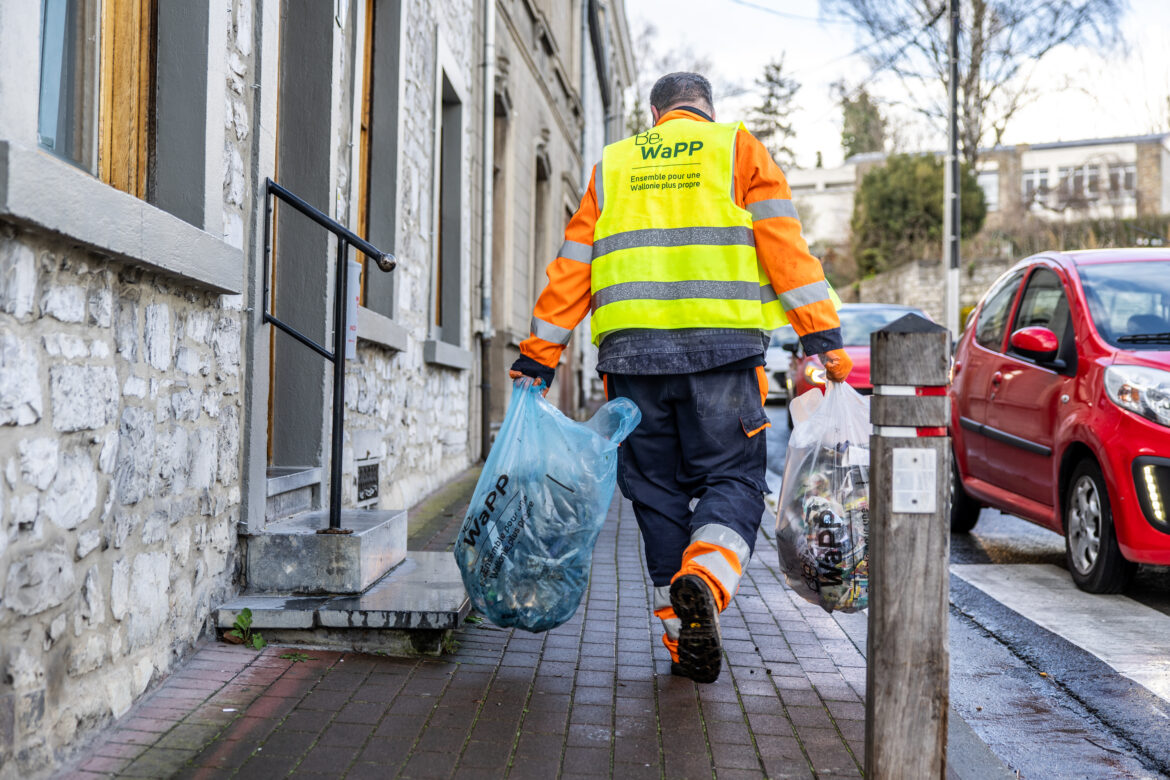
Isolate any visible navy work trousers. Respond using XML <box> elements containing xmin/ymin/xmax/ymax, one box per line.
<box><xmin>607</xmin><ymin>368</ymin><xmax>771</xmax><ymax>587</ymax></box>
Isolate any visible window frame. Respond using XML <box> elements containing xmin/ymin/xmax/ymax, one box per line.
<box><xmin>353</xmin><ymin>0</ymin><xmax>407</xmax><ymax>353</ymax></box>
<box><xmin>974</xmin><ymin>269</ymin><xmax>1025</xmax><ymax>353</ymax></box>
<box><xmin>8</xmin><ymin>0</ymin><xmax>239</xmax><ymax>293</ymax></box>
<box><xmin>1007</xmin><ymin>265</ymin><xmax>1077</xmax><ymax>374</ymax></box>
<box><xmin>422</xmin><ymin>33</ymin><xmax>472</xmax><ymax>371</ymax></box>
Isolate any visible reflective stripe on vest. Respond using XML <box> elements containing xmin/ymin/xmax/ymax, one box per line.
<box><xmin>590</xmin><ymin>120</ymin><xmax>787</xmax><ymax>344</ymax></box>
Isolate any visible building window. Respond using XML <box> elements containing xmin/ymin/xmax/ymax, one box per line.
<box><xmin>38</xmin><ymin>0</ymin><xmax>214</xmax><ymax>227</ymax></box>
<box><xmin>1108</xmin><ymin>162</ymin><xmax>1136</xmax><ymax>196</ymax></box>
<box><xmin>1057</xmin><ymin>164</ymin><xmax>1105</xmax><ymax>203</ymax></box>
<box><xmin>38</xmin><ymin>0</ymin><xmax>100</xmax><ymax>171</ymax></box>
<box><xmin>976</xmin><ymin>170</ymin><xmax>999</xmax><ymax>212</ymax></box>
<box><xmin>433</xmin><ymin>71</ymin><xmax>463</xmax><ymax>346</ymax></box>
<box><xmin>1021</xmin><ymin>168</ymin><xmax>1048</xmax><ymax>204</ymax></box>
<box><xmin>38</xmin><ymin>0</ymin><xmax>155</xmax><ymax>195</ymax></box>
<box><xmin>356</xmin><ymin>0</ymin><xmax>403</xmax><ymax>319</ymax></box>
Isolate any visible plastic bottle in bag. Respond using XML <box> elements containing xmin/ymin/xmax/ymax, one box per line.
<box><xmin>453</xmin><ymin>379</ymin><xmax>640</xmax><ymax>632</ymax></box>
<box><xmin>776</xmin><ymin>383</ymin><xmax>871</xmax><ymax>612</ymax></box>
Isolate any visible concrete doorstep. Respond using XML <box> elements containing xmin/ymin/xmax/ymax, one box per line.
<box><xmin>58</xmin><ymin>467</ymin><xmax>1013</xmax><ymax>779</ymax></box>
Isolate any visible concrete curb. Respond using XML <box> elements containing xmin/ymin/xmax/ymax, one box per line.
<box><xmin>947</xmin><ymin>707</ymin><xmax>1017</xmax><ymax>780</ymax></box>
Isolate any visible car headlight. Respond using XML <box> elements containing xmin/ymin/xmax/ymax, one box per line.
<box><xmin>804</xmin><ymin>362</ymin><xmax>826</xmax><ymax>386</ymax></box>
<box><xmin>1104</xmin><ymin>365</ymin><xmax>1170</xmax><ymax>427</ymax></box>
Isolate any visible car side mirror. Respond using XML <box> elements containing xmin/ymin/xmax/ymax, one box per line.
<box><xmin>1009</xmin><ymin>326</ymin><xmax>1059</xmax><ymax>363</ymax></box>
<box><xmin>781</xmin><ymin>341</ymin><xmax>799</xmax><ymax>355</ymax></box>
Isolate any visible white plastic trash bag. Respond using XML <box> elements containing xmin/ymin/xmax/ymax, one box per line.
<box><xmin>775</xmin><ymin>383</ymin><xmax>871</xmax><ymax>613</ymax></box>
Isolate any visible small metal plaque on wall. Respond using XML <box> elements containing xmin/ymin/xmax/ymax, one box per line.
<box><xmin>356</xmin><ymin>460</ymin><xmax>379</xmax><ymax>508</ymax></box>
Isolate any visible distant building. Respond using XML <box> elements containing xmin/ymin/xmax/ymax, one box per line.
<box><xmin>787</xmin><ymin>133</ymin><xmax>1170</xmax><ymax>247</ymax></box>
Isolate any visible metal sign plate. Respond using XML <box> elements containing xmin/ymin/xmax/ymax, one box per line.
<box><xmin>891</xmin><ymin>448</ymin><xmax>936</xmax><ymax>513</ymax></box>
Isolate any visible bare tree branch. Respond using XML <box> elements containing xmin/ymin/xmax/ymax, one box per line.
<box><xmin>823</xmin><ymin>0</ymin><xmax>1128</xmax><ymax>165</ymax></box>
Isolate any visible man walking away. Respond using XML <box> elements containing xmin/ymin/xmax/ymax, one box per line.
<box><xmin>510</xmin><ymin>72</ymin><xmax>851</xmax><ymax>683</ymax></box>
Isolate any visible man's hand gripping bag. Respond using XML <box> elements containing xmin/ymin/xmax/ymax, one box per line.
<box><xmin>776</xmin><ymin>382</ymin><xmax>871</xmax><ymax>613</ymax></box>
<box><xmin>454</xmin><ymin>380</ymin><xmax>640</xmax><ymax>632</ymax></box>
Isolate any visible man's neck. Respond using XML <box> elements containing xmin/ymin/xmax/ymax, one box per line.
<box><xmin>656</xmin><ymin>105</ymin><xmax>714</xmax><ymax>125</ymax></box>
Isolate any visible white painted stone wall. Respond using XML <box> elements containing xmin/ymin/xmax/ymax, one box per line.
<box><xmin>0</xmin><ymin>228</ymin><xmax>243</xmax><ymax>773</ymax></box>
<box><xmin>0</xmin><ymin>0</ymin><xmax>254</xmax><ymax>773</ymax></box>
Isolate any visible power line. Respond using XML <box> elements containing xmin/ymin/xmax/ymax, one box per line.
<box><xmin>727</xmin><ymin>0</ymin><xmax>854</xmax><ymax>25</ymax></box>
<box><xmin>808</xmin><ymin>7</ymin><xmax>947</xmax><ymax>126</ymax></box>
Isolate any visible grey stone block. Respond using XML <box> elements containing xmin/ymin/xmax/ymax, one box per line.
<box><xmin>318</xmin><ymin>552</ymin><xmax>470</xmax><ymax>631</ymax></box>
<box><xmin>216</xmin><ymin>595</ymin><xmax>327</xmax><ymax>629</ymax></box>
<box><xmin>245</xmin><ymin>509</ymin><xmax>406</xmax><ymax>594</ymax></box>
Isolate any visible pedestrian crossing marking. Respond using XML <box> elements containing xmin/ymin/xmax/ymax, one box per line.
<box><xmin>952</xmin><ymin>563</ymin><xmax>1170</xmax><ymax>704</ymax></box>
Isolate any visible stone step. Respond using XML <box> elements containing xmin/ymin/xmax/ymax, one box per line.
<box><xmin>265</xmin><ymin>466</ymin><xmax>321</xmax><ymax>524</ymax></box>
<box><xmin>216</xmin><ymin>551</ymin><xmax>470</xmax><ymax>655</ymax></box>
<box><xmin>245</xmin><ymin>508</ymin><xmax>406</xmax><ymax>594</ymax></box>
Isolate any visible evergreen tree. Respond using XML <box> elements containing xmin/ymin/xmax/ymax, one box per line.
<box><xmin>748</xmin><ymin>57</ymin><xmax>800</xmax><ymax>169</ymax></box>
<box><xmin>840</xmin><ymin>87</ymin><xmax>886</xmax><ymax>159</ymax></box>
<box><xmin>850</xmin><ymin>154</ymin><xmax>986</xmax><ymax>275</ymax></box>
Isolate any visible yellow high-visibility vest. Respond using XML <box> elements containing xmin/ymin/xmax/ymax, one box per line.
<box><xmin>590</xmin><ymin>119</ymin><xmax>787</xmax><ymax>345</ymax></box>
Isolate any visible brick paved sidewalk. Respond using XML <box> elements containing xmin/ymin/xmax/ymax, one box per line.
<box><xmin>64</xmin><ymin>488</ymin><xmax>870</xmax><ymax>779</ymax></box>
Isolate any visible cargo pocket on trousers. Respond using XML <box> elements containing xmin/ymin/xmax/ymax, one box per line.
<box><xmin>740</xmin><ymin>408</ymin><xmax>771</xmax><ymax>438</ymax></box>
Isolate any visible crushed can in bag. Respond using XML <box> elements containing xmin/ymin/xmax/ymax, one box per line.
<box><xmin>775</xmin><ymin>382</ymin><xmax>871</xmax><ymax>613</ymax></box>
<box><xmin>453</xmin><ymin>379</ymin><xmax>640</xmax><ymax>632</ymax></box>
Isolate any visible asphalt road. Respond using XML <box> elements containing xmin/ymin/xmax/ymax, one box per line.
<box><xmin>763</xmin><ymin>399</ymin><xmax>1170</xmax><ymax>778</ymax></box>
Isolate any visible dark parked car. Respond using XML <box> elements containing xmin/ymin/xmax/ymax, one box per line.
<box><xmin>950</xmin><ymin>249</ymin><xmax>1170</xmax><ymax>593</ymax></box>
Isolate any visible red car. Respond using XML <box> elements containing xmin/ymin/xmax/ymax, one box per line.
<box><xmin>951</xmin><ymin>249</ymin><xmax>1170</xmax><ymax>593</ymax></box>
<box><xmin>785</xmin><ymin>303</ymin><xmax>929</xmax><ymax>409</ymax></box>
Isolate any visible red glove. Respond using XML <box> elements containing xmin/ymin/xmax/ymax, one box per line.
<box><xmin>820</xmin><ymin>349</ymin><xmax>853</xmax><ymax>383</ymax></box>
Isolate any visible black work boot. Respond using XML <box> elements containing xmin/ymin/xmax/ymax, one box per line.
<box><xmin>669</xmin><ymin>574</ymin><xmax>722</xmax><ymax>683</ymax></box>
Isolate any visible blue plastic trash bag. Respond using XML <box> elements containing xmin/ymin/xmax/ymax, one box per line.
<box><xmin>454</xmin><ymin>379</ymin><xmax>640</xmax><ymax>632</ymax></box>
<box><xmin>775</xmin><ymin>382</ymin><xmax>871</xmax><ymax>613</ymax></box>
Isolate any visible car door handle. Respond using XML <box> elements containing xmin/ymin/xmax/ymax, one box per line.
<box><xmin>991</xmin><ymin>371</ymin><xmax>1002</xmax><ymax>387</ymax></box>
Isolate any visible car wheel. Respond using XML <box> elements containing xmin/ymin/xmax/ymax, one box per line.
<box><xmin>949</xmin><ymin>454</ymin><xmax>981</xmax><ymax>533</ymax></box>
<box><xmin>1063</xmin><ymin>459</ymin><xmax>1135</xmax><ymax>594</ymax></box>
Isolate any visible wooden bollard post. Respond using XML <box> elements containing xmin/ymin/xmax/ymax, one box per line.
<box><xmin>865</xmin><ymin>314</ymin><xmax>951</xmax><ymax>779</ymax></box>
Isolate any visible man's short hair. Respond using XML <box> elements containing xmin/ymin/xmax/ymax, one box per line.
<box><xmin>649</xmin><ymin>72</ymin><xmax>713</xmax><ymax>113</ymax></box>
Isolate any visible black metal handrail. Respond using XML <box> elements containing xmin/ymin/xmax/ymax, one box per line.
<box><xmin>262</xmin><ymin>177</ymin><xmax>396</xmax><ymax>532</ymax></box>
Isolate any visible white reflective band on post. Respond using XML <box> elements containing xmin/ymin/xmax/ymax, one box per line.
<box><xmin>689</xmin><ymin>550</ymin><xmax>741</xmax><ymax>596</ymax></box>
<box><xmin>874</xmin><ymin>426</ymin><xmax>919</xmax><ymax>438</ymax></box>
<box><xmin>530</xmin><ymin>316</ymin><xmax>573</xmax><ymax>345</ymax></box>
<box><xmin>873</xmin><ymin>385</ymin><xmax>917</xmax><ymax>396</ymax></box>
<box><xmin>779</xmin><ymin>280</ymin><xmax>831</xmax><ymax>312</ymax></box>
<box><xmin>653</xmin><ymin>585</ymin><xmax>672</xmax><ymax>611</ymax></box>
<box><xmin>691</xmin><ymin>523</ymin><xmax>751</xmax><ymax>566</ymax></box>
<box><xmin>558</xmin><ymin>240</ymin><xmax>594</xmax><ymax>265</ymax></box>
<box><xmin>748</xmin><ymin>198</ymin><xmax>799</xmax><ymax>221</ymax></box>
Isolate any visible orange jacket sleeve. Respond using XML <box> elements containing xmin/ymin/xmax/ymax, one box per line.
<box><xmin>735</xmin><ymin>128</ymin><xmax>843</xmax><ymax>354</ymax></box>
<box><xmin>517</xmin><ymin>167</ymin><xmax>600</xmax><ymax>370</ymax></box>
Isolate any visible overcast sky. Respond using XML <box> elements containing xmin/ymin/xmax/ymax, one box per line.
<box><xmin>626</xmin><ymin>0</ymin><xmax>1170</xmax><ymax>169</ymax></box>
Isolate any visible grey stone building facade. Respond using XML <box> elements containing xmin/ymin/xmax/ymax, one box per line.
<box><xmin>0</xmin><ymin>0</ymin><xmax>632</xmax><ymax>775</ymax></box>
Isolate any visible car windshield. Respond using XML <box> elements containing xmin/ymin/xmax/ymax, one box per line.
<box><xmin>839</xmin><ymin>307</ymin><xmax>923</xmax><ymax>346</ymax></box>
<box><xmin>769</xmin><ymin>325</ymin><xmax>796</xmax><ymax>347</ymax></box>
<box><xmin>1076</xmin><ymin>261</ymin><xmax>1170</xmax><ymax>348</ymax></box>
